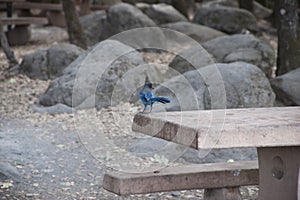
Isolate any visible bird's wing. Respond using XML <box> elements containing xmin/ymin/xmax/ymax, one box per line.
<box><xmin>145</xmin><ymin>91</ymin><xmax>154</xmax><ymax>101</ymax></box>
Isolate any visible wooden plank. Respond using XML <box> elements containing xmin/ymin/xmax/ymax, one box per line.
<box><xmin>13</xmin><ymin>2</ymin><xmax>62</xmax><ymax>11</ymax></box>
<box><xmin>0</xmin><ymin>0</ymin><xmax>25</xmax><ymax>2</ymax></box>
<box><xmin>0</xmin><ymin>17</ymin><xmax>48</xmax><ymax>25</ymax></box>
<box><xmin>103</xmin><ymin>161</ymin><xmax>259</xmax><ymax>195</ymax></box>
<box><xmin>258</xmin><ymin>146</ymin><xmax>300</xmax><ymax>200</ymax></box>
<box><xmin>132</xmin><ymin>107</ymin><xmax>300</xmax><ymax>149</ymax></box>
<box><xmin>90</xmin><ymin>5</ymin><xmax>110</xmax><ymax>11</ymax></box>
<box><xmin>0</xmin><ymin>4</ymin><xmax>6</xmax><ymax>10</ymax></box>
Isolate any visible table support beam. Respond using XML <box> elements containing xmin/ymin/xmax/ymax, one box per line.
<box><xmin>204</xmin><ymin>187</ymin><xmax>242</xmax><ymax>200</ymax></box>
<box><xmin>258</xmin><ymin>146</ymin><xmax>300</xmax><ymax>200</ymax></box>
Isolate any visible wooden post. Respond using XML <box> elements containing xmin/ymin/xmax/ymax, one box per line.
<box><xmin>0</xmin><ymin>23</ymin><xmax>18</xmax><ymax>68</ymax></box>
<box><xmin>61</xmin><ymin>0</ymin><xmax>87</xmax><ymax>49</ymax></box>
<box><xmin>275</xmin><ymin>0</ymin><xmax>300</xmax><ymax>75</ymax></box>
<box><xmin>204</xmin><ymin>187</ymin><xmax>242</xmax><ymax>200</ymax></box>
<box><xmin>257</xmin><ymin>146</ymin><xmax>300</xmax><ymax>200</ymax></box>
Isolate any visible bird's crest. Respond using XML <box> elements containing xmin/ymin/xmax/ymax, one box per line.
<box><xmin>144</xmin><ymin>75</ymin><xmax>153</xmax><ymax>89</ymax></box>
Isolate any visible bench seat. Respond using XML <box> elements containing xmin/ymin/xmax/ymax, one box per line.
<box><xmin>0</xmin><ymin>17</ymin><xmax>48</xmax><ymax>25</ymax></box>
<box><xmin>12</xmin><ymin>2</ymin><xmax>62</xmax><ymax>11</ymax></box>
<box><xmin>103</xmin><ymin>161</ymin><xmax>258</xmax><ymax>195</ymax></box>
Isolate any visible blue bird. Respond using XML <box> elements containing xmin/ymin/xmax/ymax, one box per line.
<box><xmin>139</xmin><ymin>82</ymin><xmax>170</xmax><ymax>112</ymax></box>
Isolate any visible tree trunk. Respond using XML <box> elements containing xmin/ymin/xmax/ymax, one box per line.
<box><xmin>0</xmin><ymin>24</ymin><xmax>18</xmax><ymax>68</ymax></box>
<box><xmin>77</xmin><ymin>0</ymin><xmax>91</xmax><ymax>16</ymax></box>
<box><xmin>275</xmin><ymin>0</ymin><xmax>300</xmax><ymax>75</ymax></box>
<box><xmin>238</xmin><ymin>0</ymin><xmax>254</xmax><ymax>12</ymax></box>
<box><xmin>61</xmin><ymin>0</ymin><xmax>88</xmax><ymax>49</ymax></box>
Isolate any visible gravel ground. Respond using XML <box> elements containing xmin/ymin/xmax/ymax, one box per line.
<box><xmin>0</xmin><ymin>26</ymin><xmax>265</xmax><ymax>199</ymax></box>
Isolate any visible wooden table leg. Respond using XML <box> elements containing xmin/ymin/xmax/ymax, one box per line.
<box><xmin>257</xmin><ymin>146</ymin><xmax>300</xmax><ymax>200</ymax></box>
<box><xmin>6</xmin><ymin>2</ymin><xmax>12</xmax><ymax>30</ymax></box>
<box><xmin>204</xmin><ymin>187</ymin><xmax>242</xmax><ymax>200</ymax></box>
<box><xmin>6</xmin><ymin>25</ymin><xmax>30</xmax><ymax>46</ymax></box>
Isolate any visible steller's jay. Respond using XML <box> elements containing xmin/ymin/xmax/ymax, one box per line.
<box><xmin>139</xmin><ymin>81</ymin><xmax>170</xmax><ymax>112</ymax></box>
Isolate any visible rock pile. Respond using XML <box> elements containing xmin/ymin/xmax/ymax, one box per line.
<box><xmin>20</xmin><ymin>2</ymin><xmax>297</xmax><ymax>113</ymax></box>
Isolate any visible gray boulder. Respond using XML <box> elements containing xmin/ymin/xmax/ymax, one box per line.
<box><xmin>161</xmin><ymin>21</ymin><xmax>226</xmax><ymax>43</ymax></box>
<box><xmin>168</xmin><ymin>45</ymin><xmax>215</xmax><ymax>75</ymax></box>
<box><xmin>137</xmin><ymin>0</ymin><xmax>172</xmax><ymax>3</ymax></box>
<box><xmin>33</xmin><ymin>104</ymin><xmax>75</xmax><ymax>114</ymax></box>
<box><xmin>128</xmin><ymin>137</ymin><xmax>257</xmax><ymax>164</ymax></box>
<box><xmin>271</xmin><ymin>68</ymin><xmax>300</xmax><ymax>106</ymax></box>
<box><xmin>80</xmin><ymin>11</ymin><xmax>107</xmax><ymax>46</ymax></box>
<box><xmin>39</xmin><ymin>40</ymin><xmax>161</xmax><ymax>109</ymax></box>
<box><xmin>193</xmin><ymin>6</ymin><xmax>257</xmax><ymax>34</ymax></box>
<box><xmin>203</xmin><ymin>0</ymin><xmax>238</xmax><ymax>8</ymax></box>
<box><xmin>252</xmin><ymin>1</ymin><xmax>272</xmax><ymax>19</ymax></box>
<box><xmin>154</xmin><ymin>62</ymin><xmax>275</xmax><ymax>111</ymax></box>
<box><xmin>223</xmin><ymin>48</ymin><xmax>262</xmax><ymax>65</ymax></box>
<box><xmin>20</xmin><ymin>44</ymin><xmax>84</xmax><ymax>80</ymax></box>
<box><xmin>202</xmin><ymin>34</ymin><xmax>275</xmax><ymax>77</ymax></box>
<box><xmin>0</xmin><ymin>162</ymin><xmax>21</xmax><ymax>181</ymax></box>
<box><xmin>102</xmin><ymin>3</ymin><xmax>166</xmax><ymax>49</ymax></box>
<box><xmin>138</xmin><ymin>3</ymin><xmax>188</xmax><ymax>25</ymax></box>
<box><xmin>203</xmin><ymin>0</ymin><xmax>272</xmax><ymax>19</ymax></box>
<box><xmin>30</xmin><ymin>26</ymin><xmax>68</xmax><ymax>44</ymax></box>
<box><xmin>104</xmin><ymin>3</ymin><xmax>156</xmax><ymax>35</ymax></box>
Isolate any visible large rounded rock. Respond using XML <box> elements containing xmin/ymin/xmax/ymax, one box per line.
<box><xmin>104</xmin><ymin>3</ymin><xmax>156</xmax><ymax>35</ymax></box>
<box><xmin>128</xmin><ymin>137</ymin><xmax>257</xmax><ymax>164</ymax></box>
<box><xmin>168</xmin><ymin>46</ymin><xmax>215</xmax><ymax>75</ymax></box>
<box><xmin>193</xmin><ymin>6</ymin><xmax>257</xmax><ymax>34</ymax></box>
<box><xmin>80</xmin><ymin>11</ymin><xmax>107</xmax><ymax>46</ymax></box>
<box><xmin>161</xmin><ymin>21</ymin><xmax>226</xmax><ymax>43</ymax></box>
<box><xmin>20</xmin><ymin>44</ymin><xmax>84</xmax><ymax>80</ymax></box>
<box><xmin>138</xmin><ymin>3</ymin><xmax>188</xmax><ymax>25</ymax></box>
<box><xmin>39</xmin><ymin>40</ymin><xmax>151</xmax><ymax>108</ymax></box>
<box><xmin>202</xmin><ymin>34</ymin><xmax>275</xmax><ymax>77</ymax></box>
<box><xmin>154</xmin><ymin>62</ymin><xmax>275</xmax><ymax>111</ymax></box>
<box><xmin>30</xmin><ymin>26</ymin><xmax>68</xmax><ymax>44</ymax></box>
<box><xmin>203</xmin><ymin>0</ymin><xmax>272</xmax><ymax>19</ymax></box>
<box><xmin>203</xmin><ymin>0</ymin><xmax>238</xmax><ymax>8</ymax></box>
<box><xmin>130</xmin><ymin>0</ymin><xmax>172</xmax><ymax>4</ymax></box>
<box><xmin>271</xmin><ymin>68</ymin><xmax>300</xmax><ymax>106</ymax></box>
<box><xmin>102</xmin><ymin>3</ymin><xmax>166</xmax><ymax>48</ymax></box>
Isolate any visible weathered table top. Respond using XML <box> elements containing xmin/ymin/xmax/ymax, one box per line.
<box><xmin>132</xmin><ymin>106</ymin><xmax>300</xmax><ymax>149</ymax></box>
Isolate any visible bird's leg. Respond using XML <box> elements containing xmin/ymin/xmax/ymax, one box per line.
<box><xmin>142</xmin><ymin>105</ymin><xmax>147</xmax><ymax>113</ymax></box>
<box><xmin>150</xmin><ymin>104</ymin><xmax>153</xmax><ymax>112</ymax></box>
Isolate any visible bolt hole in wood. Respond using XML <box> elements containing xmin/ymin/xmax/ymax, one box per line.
<box><xmin>272</xmin><ymin>156</ymin><xmax>285</xmax><ymax>180</ymax></box>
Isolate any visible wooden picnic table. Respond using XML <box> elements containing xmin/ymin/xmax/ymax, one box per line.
<box><xmin>132</xmin><ymin>106</ymin><xmax>300</xmax><ymax>200</ymax></box>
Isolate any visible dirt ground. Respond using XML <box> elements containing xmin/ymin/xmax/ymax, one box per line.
<box><xmin>0</xmin><ymin>25</ymin><xmax>268</xmax><ymax>199</ymax></box>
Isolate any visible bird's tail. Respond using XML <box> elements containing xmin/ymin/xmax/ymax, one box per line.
<box><xmin>151</xmin><ymin>97</ymin><xmax>170</xmax><ymax>104</ymax></box>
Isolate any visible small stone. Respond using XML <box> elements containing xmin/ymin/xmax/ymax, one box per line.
<box><xmin>171</xmin><ymin>191</ymin><xmax>181</xmax><ymax>197</ymax></box>
<box><xmin>33</xmin><ymin>183</ymin><xmax>39</xmax><ymax>187</ymax></box>
<box><xmin>25</xmin><ymin>193</ymin><xmax>39</xmax><ymax>197</ymax></box>
<box><xmin>0</xmin><ymin>182</ymin><xmax>13</xmax><ymax>189</ymax></box>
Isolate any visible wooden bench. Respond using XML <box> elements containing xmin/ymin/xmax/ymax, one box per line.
<box><xmin>0</xmin><ymin>0</ymin><xmax>110</xmax><ymax>45</ymax></box>
<box><xmin>11</xmin><ymin>2</ymin><xmax>62</xmax><ymax>11</ymax></box>
<box><xmin>103</xmin><ymin>106</ymin><xmax>300</xmax><ymax>199</ymax></box>
<box><xmin>104</xmin><ymin>161</ymin><xmax>259</xmax><ymax>197</ymax></box>
<box><xmin>0</xmin><ymin>0</ymin><xmax>64</xmax><ymax>27</ymax></box>
<box><xmin>0</xmin><ymin>16</ymin><xmax>48</xmax><ymax>45</ymax></box>
<box><xmin>0</xmin><ymin>17</ymin><xmax>48</xmax><ymax>26</ymax></box>
<box><xmin>0</xmin><ymin>0</ymin><xmax>64</xmax><ymax>45</ymax></box>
